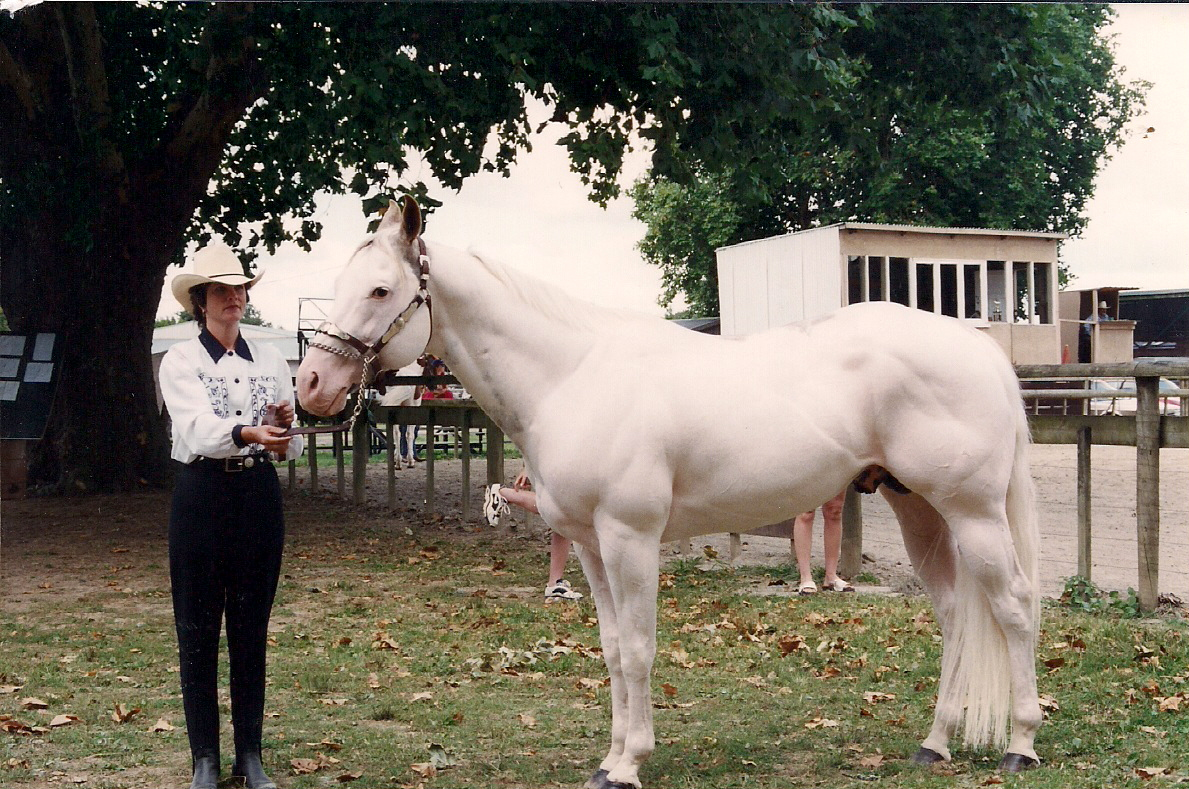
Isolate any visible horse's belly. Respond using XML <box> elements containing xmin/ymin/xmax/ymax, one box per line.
<box><xmin>661</xmin><ymin>468</ymin><xmax>852</xmax><ymax>543</ymax></box>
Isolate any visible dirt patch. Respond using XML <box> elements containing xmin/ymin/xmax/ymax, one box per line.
<box><xmin>4</xmin><ymin>443</ymin><xmax>1186</xmax><ymax>608</ymax></box>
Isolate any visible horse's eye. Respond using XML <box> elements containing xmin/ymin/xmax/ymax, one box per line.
<box><xmin>371</xmin><ymin>287</ymin><xmax>390</xmax><ymax>299</ymax></box>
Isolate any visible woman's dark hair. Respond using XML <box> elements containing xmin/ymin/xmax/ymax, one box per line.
<box><xmin>188</xmin><ymin>283</ymin><xmax>249</xmax><ymax>328</ymax></box>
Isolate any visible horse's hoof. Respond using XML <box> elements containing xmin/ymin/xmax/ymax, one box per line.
<box><xmin>584</xmin><ymin>769</ymin><xmax>609</xmax><ymax>789</ymax></box>
<box><xmin>999</xmin><ymin>753</ymin><xmax>1040</xmax><ymax>772</ymax></box>
<box><xmin>909</xmin><ymin>747</ymin><xmax>947</xmax><ymax>766</ymax></box>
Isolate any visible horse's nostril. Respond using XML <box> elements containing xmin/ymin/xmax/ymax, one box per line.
<box><xmin>308</xmin><ymin>371</ymin><xmax>319</xmax><ymax>391</ymax></box>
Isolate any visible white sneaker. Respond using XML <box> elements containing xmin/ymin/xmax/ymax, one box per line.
<box><xmin>483</xmin><ymin>483</ymin><xmax>509</xmax><ymax>526</ymax></box>
<box><xmin>544</xmin><ymin>579</ymin><xmax>583</xmax><ymax>601</ymax></box>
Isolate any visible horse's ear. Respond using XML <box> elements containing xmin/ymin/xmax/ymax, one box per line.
<box><xmin>378</xmin><ymin>199</ymin><xmax>403</xmax><ymax>232</ymax></box>
<box><xmin>400</xmin><ymin>195</ymin><xmax>422</xmax><ymax>241</ymax></box>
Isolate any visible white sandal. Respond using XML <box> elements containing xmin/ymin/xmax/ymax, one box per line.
<box><xmin>823</xmin><ymin>578</ymin><xmax>856</xmax><ymax>593</ymax></box>
<box><xmin>798</xmin><ymin>580</ymin><xmax>818</xmax><ymax>596</ymax></box>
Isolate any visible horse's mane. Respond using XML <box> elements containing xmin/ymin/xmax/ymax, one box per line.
<box><xmin>464</xmin><ymin>247</ymin><xmax>680</xmax><ymax>337</ymax></box>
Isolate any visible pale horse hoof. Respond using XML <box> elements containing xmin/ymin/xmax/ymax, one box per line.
<box><xmin>909</xmin><ymin>747</ymin><xmax>947</xmax><ymax>766</ymax></box>
<box><xmin>999</xmin><ymin>753</ymin><xmax>1040</xmax><ymax>772</ymax></box>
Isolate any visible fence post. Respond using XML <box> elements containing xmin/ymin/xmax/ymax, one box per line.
<box><xmin>308</xmin><ymin>431</ymin><xmax>318</xmax><ymax>491</ymax></box>
<box><xmin>352</xmin><ymin>412</ymin><xmax>367</xmax><ymax>505</ymax></box>
<box><xmin>461</xmin><ymin>410</ymin><xmax>472</xmax><ymax>520</ymax></box>
<box><xmin>386</xmin><ymin>419</ymin><xmax>396</xmax><ymax>510</ymax></box>
<box><xmin>333</xmin><ymin>430</ymin><xmax>345</xmax><ymax>498</ymax></box>
<box><xmin>1135</xmin><ymin>374</ymin><xmax>1161</xmax><ymax>611</ymax></box>
<box><xmin>840</xmin><ymin>487</ymin><xmax>863</xmax><ymax>579</ymax></box>
<box><xmin>425</xmin><ymin>409</ymin><xmax>436</xmax><ymax>515</ymax></box>
<box><xmin>1076</xmin><ymin>426</ymin><xmax>1092</xmax><ymax>579</ymax></box>
<box><xmin>487</xmin><ymin>424</ymin><xmax>505</xmax><ymax>486</ymax></box>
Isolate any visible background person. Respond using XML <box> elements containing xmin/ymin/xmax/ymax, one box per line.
<box><xmin>793</xmin><ymin>489</ymin><xmax>854</xmax><ymax>594</ymax></box>
<box><xmin>485</xmin><ymin>470</ymin><xmax>584</xmax><ymax>601</ymax></box>
<box><xmin>160</xmin><ymin>244</ymin><xmax>304</xmax><ymax>789</ymax></box>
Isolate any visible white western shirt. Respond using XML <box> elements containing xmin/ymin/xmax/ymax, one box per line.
<box><xmin>159</xmin><ymin>329</ymin><xmax>305</xmax><ymax>464</ymax></box>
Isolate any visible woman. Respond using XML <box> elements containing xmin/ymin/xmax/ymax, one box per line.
<box><xmin>159</xmin><ymin>244</ymin><xmax>304</xmax><ymax>789</ymax></box>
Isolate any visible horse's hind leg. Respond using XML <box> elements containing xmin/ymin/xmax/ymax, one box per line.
<box><xmin>943</xmin><ymin>504</ymin><xmax>1041</xmax><ymax>768</ymax></box>
<box><xmin>882</xmin><ymin>490</ymin><xmax>963</xmax><ymax>763</ymax></box>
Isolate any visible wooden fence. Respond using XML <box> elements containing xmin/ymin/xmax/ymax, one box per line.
<box><xmin>298</xmin><ymin>362</ymin><xmax>1188</xmax><ymax>612</ymax></box>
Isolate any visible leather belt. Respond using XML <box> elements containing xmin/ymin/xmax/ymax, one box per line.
<box><xmin>191</xmin><ymin>453</ymin><xmax>272</xmax><ymax>472</ymax></box>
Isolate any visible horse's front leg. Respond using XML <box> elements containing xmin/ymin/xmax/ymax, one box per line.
<box><xmin>572</xmin><ymin>543</ymin><xmax>628</xmax><ymax>789</ymax></box>
<box><xmin>586</xmin><ymin>520</ymin><xmax>661</xmax><ymax>789</ymax></box>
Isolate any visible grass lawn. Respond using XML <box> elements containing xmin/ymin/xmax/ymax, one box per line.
<box><xmin>2</xmin><ymin>488</ymin><xmax>1187</xmax><ymax>788</ymax></box>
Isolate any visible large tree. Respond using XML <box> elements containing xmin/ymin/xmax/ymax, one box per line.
<box><xmin>1</xmin><ymin>2</ymin><xmax>862</xmax><ymax>492</ymax></box>
<box><xmin>631</xmin><ymin>4</ymin><xmax>1147</xmax><ymax>317</ymax></box>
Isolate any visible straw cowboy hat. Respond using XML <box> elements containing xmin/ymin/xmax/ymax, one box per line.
<box><xmin>170</xmin><ymin>243</ymin><xmax>263</xmax><ymax>311</ymax></box>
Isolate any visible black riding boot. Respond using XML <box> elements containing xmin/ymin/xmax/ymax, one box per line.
<box><xmin>232</xmin><ymin>750</ymin><xmax>277</xmax><ymax>789</ymax></box>
<box><xmin>188</xmin><ymin>750</ymin><xmax>219</xmax><ymax>789</ymax></box>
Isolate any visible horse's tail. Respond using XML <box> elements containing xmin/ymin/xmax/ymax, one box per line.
<box><xmin>941</xmin><ymin>383</ymin><xmax>1039</xmax><ymax>750</ymax></box>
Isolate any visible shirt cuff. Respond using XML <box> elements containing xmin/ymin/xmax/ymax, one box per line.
<box><xmin>232</xmin><ymin>425</ymin><xmax>247</xmax><ymax>448</ymax></box>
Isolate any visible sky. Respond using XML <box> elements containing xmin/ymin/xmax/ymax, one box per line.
<box><xmin>158</xmin><ymin>3</ymin><xmax>1189</xmax><ymax>331</ymax></box>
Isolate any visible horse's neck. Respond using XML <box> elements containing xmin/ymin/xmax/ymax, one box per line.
<box><xmin>424</xmin><ymin>247</ymin><xmax>597</xmax><ymax>446</ymax></box>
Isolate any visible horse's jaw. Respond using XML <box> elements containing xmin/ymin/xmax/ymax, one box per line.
<box><xmin>296</xmin><ymin>349</ymin><xmax>361</xmax><ymax>418</ymax></box>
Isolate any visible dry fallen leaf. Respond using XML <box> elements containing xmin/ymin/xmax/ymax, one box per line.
<box><xmin>112</xmin><ymin>703</ymin><xmax>140</xmax><ymax>724</ymax></box>
<box><xmin>1134</xmin><ymin>766</ymin><xmax>1170</xmax><ymax>780</ymax></box>
<box><xmin>804</xmin><ymin>717</ymin><xmax>840</xmax><ymax>729</ymax></box>
<box><xmin>410</xmin><ymin>692</ymin><xmax>433</xmax><ymax>703</ymax></box>
<box><xmin>49</xmin><ymin>714</ymin><xmax>81</xmax><ymax>728</ymax></box>
<box><xmin>291</xmin><ymin>758</ymin><xmax>323</xmax><ymax>775</ymax></box>
<box><xmin>336</xmin><ymin>771</ymin><xmax>363</xmax><ymax>782</ymax></box>
<box><xmin>20</xmin><ymin>698</ymin><xmax>48</xmax><ymax>710</ymax></box>
<box><xmin>150</xmin><ymin>719</ymin><xmax>176</xmax><ymax>732</ymax></box>
<box><xmin>518</xmin><ymin>712</ymin><xmax>537</xmax><ymax>728</ymax></box>
<box><xmin>661</xmin><ymin>683</ymin><xmax>679</xmax><ymax>697</ymax></box>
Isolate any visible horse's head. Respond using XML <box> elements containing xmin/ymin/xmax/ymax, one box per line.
<box><xmin>297</xmin><ymin>197</ymin><xmax>433</xmax><ymax>417</ymax></box>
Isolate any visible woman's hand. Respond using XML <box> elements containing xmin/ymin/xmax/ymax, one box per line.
<box><xmin>273</xmin><ymin>400</ymin><xmax>296</xmax><ymax>428</ymax></box>
<box><xmin>513</xmin><ymin>471</ymin><xmax>531</xmax><ymax>491</ymax></box>
<box><xmin>241</xmin><ymin>425</ymin><xmax>293</xmax><ymax>454</ymax></box>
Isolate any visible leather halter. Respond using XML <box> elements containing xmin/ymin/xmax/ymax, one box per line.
<box><xmin>308</xmin><ymin>237</ymin><xmax>431</xmax><ymax>370</ymax></box>
<box><xmin>284</xmin><ymin>239</ymin><xmax>431</xmax><ymax>438</ymax></box>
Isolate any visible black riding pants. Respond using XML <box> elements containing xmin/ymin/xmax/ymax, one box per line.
<box><xmin>169</xmin><ymin>460</ymin><xmax>284</xmax><ymax>762</ymax></box>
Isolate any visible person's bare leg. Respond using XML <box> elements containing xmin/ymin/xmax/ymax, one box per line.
<box><xmin>793</xmin><ymin>510</ymin><xmax>816</xmax><ymax>590</ymax></box>
<box><xmin>500</xmin><ymin>487</ymin><xmax>539</xmax><ymax>514</ymax></box>
<box><xmin>820</xmin><ymin>490</ymin><xmax>846</xmax><ymax>585</ymax></box>
<box><xmin>549</xmin><ymin>533</ymin><xmax>571</xmax><ymax>584</ymax></box>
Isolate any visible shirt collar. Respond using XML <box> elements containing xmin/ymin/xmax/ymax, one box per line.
<box><xmin>198</xmin><ymin>327</ymin><xmax>254</xmax><ymax>363</ymax></box>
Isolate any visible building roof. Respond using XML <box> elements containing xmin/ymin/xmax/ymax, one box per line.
<box><xmin>718</xmin><ymin>221</ymin><xmax>1066</xmax><ymax>253</ymax></box>
<box><xmin>669</xmin><ymin>317</ymin><xmax>721</xmax><ymax>334</ymax></box>
<box><xmin>1120</xmin><ymin>289</ymin><xmax>1189</xmax><ymax>300</ymax></box>
<box><xmin>152</xmin><ymin>321</ymin><xmax>300</xmax><ymax>361</ymax></box>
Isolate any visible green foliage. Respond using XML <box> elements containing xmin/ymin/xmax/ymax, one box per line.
<box><xmin>631</xmin><ymin>4</ymin><xmax>1148</xmax><ymax>316</ymax></box>
<box><xmin>1060</xmin><ymin>576</ymin><xmax>1143</xmax><ymax>618</ymax></box>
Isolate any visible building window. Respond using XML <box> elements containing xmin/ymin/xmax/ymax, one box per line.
<box><xmin>847</xmin><ymin>256</ymin><xmax>863</xmax><ymax>306</ymax></box>
<box><xmin>889</xmin><ymin>258</ymin><xmax>910</xmax><ymax>306</ymax></box>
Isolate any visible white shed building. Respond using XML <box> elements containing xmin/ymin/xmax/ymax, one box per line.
<box><xmin>716</xmin><ymin>223</ymin><xmax>1066</xmax><ymax>364</ymax></box>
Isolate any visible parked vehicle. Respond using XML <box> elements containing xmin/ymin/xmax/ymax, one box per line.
<box><xmin>1089</xmin><ymin>377</ymin><xmax>1184</xmax><ymax>416</ymax></box>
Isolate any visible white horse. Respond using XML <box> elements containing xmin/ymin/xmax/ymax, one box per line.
<box><xmin>297</xmin><ymin>199</ymin><xmax>1042</xmax><ymax>788</ymax></box>
<box><xmin>376</xmin><ymin>360</ymin><xmax>424</xmax><ymax>468</ymax></box>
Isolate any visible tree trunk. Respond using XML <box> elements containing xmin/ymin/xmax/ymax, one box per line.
<box><xmin>2</xmin><ymin>205</ymin><xmax>174</xmax><ymax>493</ymax></box>
<box><xmin>1</xmin><ymin>2</ymin><xmax>265</xmax><ymax>492</ymax></box>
